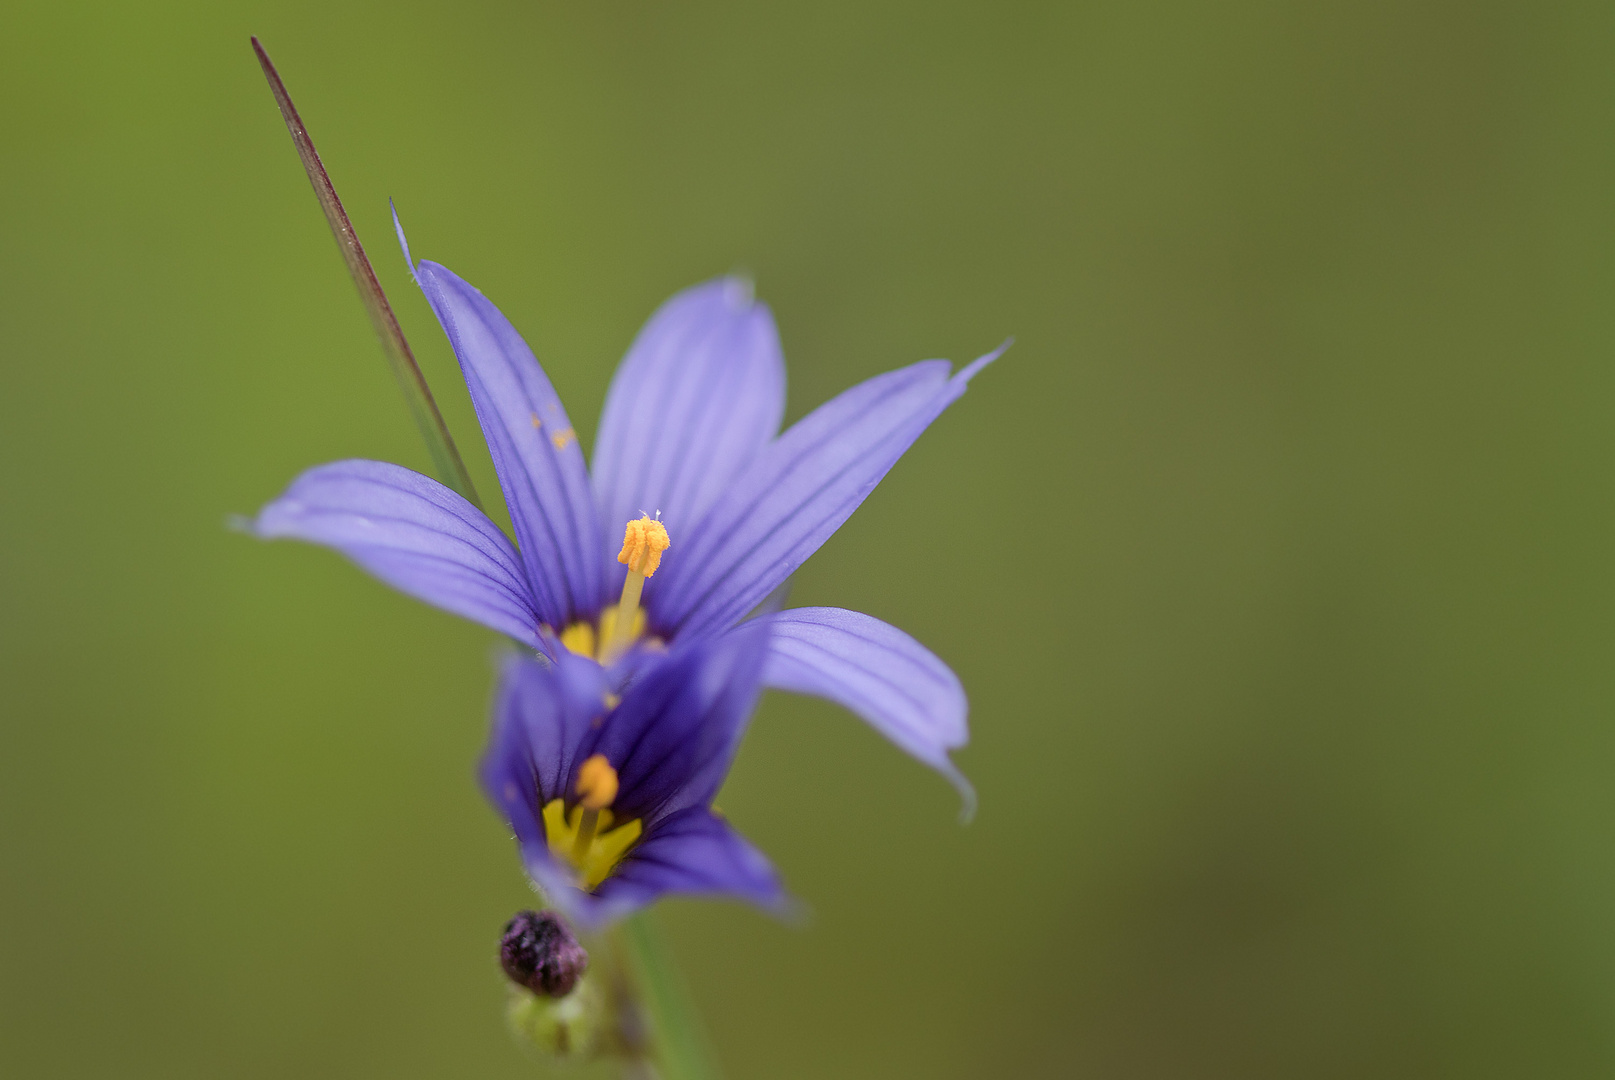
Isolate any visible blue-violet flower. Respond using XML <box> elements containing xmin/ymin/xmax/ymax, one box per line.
<box><xmin>252</xmin><ymin>215</ymin><xmax>1002</xmax><ymax>811</ymax></box>
<box><xmin>484</xmin><ymin>621</ymin><xmax>783</xmax><ymax>927</ymax></box>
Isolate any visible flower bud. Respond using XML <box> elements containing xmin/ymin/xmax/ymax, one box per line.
<box><xmin>499</xmin><ymin>910</ymin><xmax>588</xmax><ymax>997</ymax></box>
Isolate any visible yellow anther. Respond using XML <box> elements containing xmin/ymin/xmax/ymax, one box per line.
<box><xmin>550</xmin><ymin>427</ymin><xmax>577</xmax><ymax>451</ymax></box>
<box><xmin>617</xmin><ymin>516</ymin><xmax>670</xmax><ymax>577</ymax></box>
<box><xmin>601</xmin><ymin>516</ymin><xmax>671</xmax><ymax>663</ymax></box>
<box><xmin>575</xmin><ymin>754</ymin><xmax>619</xmax><ymax>810</ymax></box>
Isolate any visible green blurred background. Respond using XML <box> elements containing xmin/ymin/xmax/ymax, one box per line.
<box><xmin>5</xmin><ymin>1</ymin><xmax>1615</xmax><ymax>1076</ymax></box>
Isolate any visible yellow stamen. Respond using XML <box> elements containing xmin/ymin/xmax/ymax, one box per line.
<box><xmin>575</xmin><ymin>753</ymin><xmax>619</xmax><ymax>810</ymax></box>
<box><xmin>603</xmin><ymin>516</ymin><xmax>670</xmax><ymax>662</ymax></box>
<box><xmin>556</xmin><ymin>606</ymin><xmax>660</xmax><ymax>664</ymax></box>
<box><xmin>596</xmin><ymin>603</ymin><xmax>645</xmax><ymax>651</ymax></box>
<box><xmin>570</xmin><ymin>756</ymin><xmax>623</xmax><ymax>875</ymax></box>
<box><xmin>541</xmin><ymin>800</ymin><xmax>642</xmax><ymax>889</ymax></box>
<box><xmin>572</xmin><ymin>808</ymin><xmax>601</xmax><ymax>863</ymax></box>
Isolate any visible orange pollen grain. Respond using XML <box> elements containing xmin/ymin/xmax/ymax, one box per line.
<box><xmin>617</xmin><ymin>516</ymin><xmax>671</xmax><ymax>577</ymax></box>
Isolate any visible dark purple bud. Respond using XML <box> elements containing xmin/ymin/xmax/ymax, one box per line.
<box><xmin>500</xmin><ymin>910</ymin><xmax>588</xmax><ymax>997</ymax></box>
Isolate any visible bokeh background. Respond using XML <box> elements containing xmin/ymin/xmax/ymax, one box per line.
<box><xmin>5</xmin><ymin>1</ymin><xmax>1615</xmax><ymax>1076</ymax></box>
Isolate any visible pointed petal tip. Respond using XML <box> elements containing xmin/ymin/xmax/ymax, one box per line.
<box><xmin>769</xmin><ymin>890</ymin><xmax>812</xmax><ymax>928</ymax></box>
<box><xmin>956</xmin><ymin>337</ymin><xmax>1013</xmax><ymax>383</ymax></box>
<box><xmin>722</xmin><ymin>274</ymin><xmax>756</xmax><ymax>308</ymax></box>
<box><xmin>950</xmin><ymin>767</ymin><xmax>979</xmax><ymax>825</ymax></box>
<box><xmin>390</xmin><ymin>200</ymin><xmax>419</xmax><ymax>286</ymax></box>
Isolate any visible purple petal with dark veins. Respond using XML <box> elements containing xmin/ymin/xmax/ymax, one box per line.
<box><xmin>480</xmin><ymin>651</ymin><xmax>616</xmax><ymax>920</ymax></box>
<box><xmin>757</xmin><ymin>607</ymin><xmax>975</xmax><ymax>819</ymax></box>
<box><xmin>591</xmin><ymin>278</ymin><xmax>785</xmax><ymax>578</ymax></box>
<box><xmin>411</xmin><ymin>257</ymin><xmax>606</xmax><ymax>627</ymax></box>
<box><xmin>581</xmin><ymin>808</ymin><xmax>787</xmax><ymax>927</ymax></box>
<box><xmin>578</xmin><ymin>620</ymin><xmax>771</xmax><ymax>827</ymax></box>
<box><xmin>479</xmin><ymin>660</ymin><xmax>552</xmax><ymax>859</ymax></box>
<box><xmin>648</xmin><ymin>344</ymin><xmax>1006</xmax><ymax>640</ymax></box>
<box><xmin>482</xmin><ymin>651</ymin><xmax>613</xmax><ymax>814</ymax></box>
<box><xmin>481</xmin><ymin>636</ymin><xmax>779</xmax><ymax>929</ymax></box>
<box><xmin>251</xmin><ymin>459</ymin><xmax>541</xmax><ymax>647</ymax></box>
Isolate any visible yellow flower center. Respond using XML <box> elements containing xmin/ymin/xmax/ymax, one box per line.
<box><xmin>557</xmin><ymin>603</ymin><xmax>650</xmax><ymax>661</ymax></box>
<box><xmin>554</xmin><ymin>516</ymin><xmax>670</xmax><ymax>663</ymax></box>
<box><xmin>542</xmin><ymin>754</ymin><xmax>642</xmax><ymax>889</ymax></box>
<box><xmin>542</xmin><ymin>801</ymin><xmax>642</xmax><ymax>889</ymax></box>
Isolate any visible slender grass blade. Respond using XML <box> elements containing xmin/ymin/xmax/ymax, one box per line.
<box><xmin>251</xmin><ymin>36</ymin><xmax>481</xmax><ymax>508</ymax></box>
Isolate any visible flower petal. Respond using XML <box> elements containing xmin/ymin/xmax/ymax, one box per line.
<box><xmin>581</xmin><ymin>808</ymin><xmax>787</xmax><ymax>927</ymax></box>
<box><xmin>757</xmin><ymin>607</ymin><xmax>975</xmax><ymax>819</ymax></box>
<box><xmin>412</xmin><ymin>257</ymin><xmax>606</xmax><ymax>627</ymax></box>
<box><xmin>250</xmin><ymin>459</ymin><xmax>541</xmax><ymax>646</ymax></box>
<box><xmin>482</xmin><ymin>651</ymin><xmax>613</xmax><ymax>814</ymax></box>
<box><xmin>578</xmin><ymin>620</ymin><xmax>772</xmax><ymax>827</ymax></box>
<box><xmin>649</xmin><ymin>344</ymin><xmax>1007</xmax><ymax>641</ymax></box>
<box><xmin>479</xmin><ymin>651</ymin><xmax>618</xmax><ymax>919</ymax></box>
<box><xmin>591</xmin><ymin>278</ymin><xmax>785</xmax><ymax>563</ymax></box>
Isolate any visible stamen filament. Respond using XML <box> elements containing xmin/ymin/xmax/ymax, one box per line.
<box><xmin>571</xmin><ymin>807</ymin><xmax>600</xmax><ymax>863</ymax></box>
<box><xmin>604</xmin><ymin>571</ymin><xmax>646</xmax><ymax>661</ymax></box>
<box><xmin>603</xmin><ymin>516</ymin><xmax>669</xmax><ymax>662</ymax></box>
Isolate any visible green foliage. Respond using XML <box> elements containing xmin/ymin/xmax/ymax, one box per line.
<box><xmin>5</xmin><ymin>1</ymin><xmax>1615</xmax><ymax>1078</ymax></box>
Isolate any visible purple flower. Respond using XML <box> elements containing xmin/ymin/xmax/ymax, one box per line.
<box><xmin>483</xmin><ymin>621</ymin><xmax>786</xmax><ymax>928</ymax></box>
<box><xmin>252</xmin><ymin>218</ymin><xmax>1002</xmax><ymax>812</ymax></box>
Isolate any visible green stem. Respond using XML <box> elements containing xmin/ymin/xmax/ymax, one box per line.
<box><xmin>616</xmin><ymin>912</ymin><xmax>723</xmax><ymax>1080</ymax></box>
<box><xmin>250</xmin><ymin>36</ymin><xmax>482</xmax><ymax>508</ymax></box>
